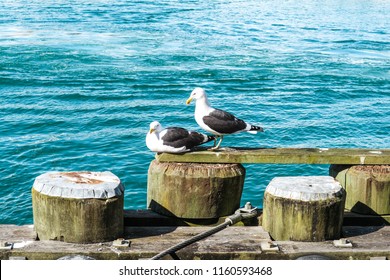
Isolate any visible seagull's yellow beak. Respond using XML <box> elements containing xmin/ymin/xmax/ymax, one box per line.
<box><xmin>186</xmin><ymin>97</ymin><xmax>193</xmax><ymax>105</ymax></box>
<box><xmin>149</xmin><ymin>128</ymin><xmax>155</xmax><ymax>134</ymax></box>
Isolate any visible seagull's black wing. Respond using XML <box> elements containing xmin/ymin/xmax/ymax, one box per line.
<box><xmin>162</xmin><ymin>127</ymin><xmax>212</xmax><ymax>149</ymax></box>
<box><xmin>203</xmin><ymin>108</ymin><xmax>247</xmax><ymax>134</ymax></box>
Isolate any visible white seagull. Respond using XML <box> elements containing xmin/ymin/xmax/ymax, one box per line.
<box><xmin>146</xmin><ymin>121</ymin><xmax>216</xmax><ymax>153</ymax></box>
<box><xmin>186</xmin><ymin>87</ymin><xmax>264</xmax><ymax>149</ymax></box>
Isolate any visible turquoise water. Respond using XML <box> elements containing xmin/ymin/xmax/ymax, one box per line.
<box><xmin>1</xmin><ymin>0</ymin><xmax>389</xmax><ymax>225</ymax></box>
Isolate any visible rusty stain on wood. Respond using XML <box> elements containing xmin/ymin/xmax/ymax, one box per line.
<box><xmin>57</xmin><ymin>172</ymin><xmax>104</xmax><ymax>184</ymax></box>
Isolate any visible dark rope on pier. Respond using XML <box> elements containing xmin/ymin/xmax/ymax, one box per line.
<box><xmin>149</xmin><ymin>202</ymin><xmax>258</xmax><ymax>260</ymax></box>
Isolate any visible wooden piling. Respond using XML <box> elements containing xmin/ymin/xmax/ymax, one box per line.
<box><xmin>330</xmin><ymin>165</ymin><xmax>390</xmax><ymax>215</ymax></box>
<box><xmin>32</xmin><ymin>171</ymin><xmax>124</xmax><ymax>243</ymax></box>
<box><xmin>262</xmin><ymin>176</ymin><xmax>346</xmax><ymax>241</ymax></box>
<box><xmin>147</xmin><ymin>160</ymin><xmax>245</xmax><ymax>219</ymax></box>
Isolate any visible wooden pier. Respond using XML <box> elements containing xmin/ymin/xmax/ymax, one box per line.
<box><xmin>0</xmin><ymin>210</ymin><xmax>389</xmax><ymax>260</ymax></box>
<box><xmin>1</xmin><ymin>147</ymin><xmax>389</xmax><ymax>260</ymax></box>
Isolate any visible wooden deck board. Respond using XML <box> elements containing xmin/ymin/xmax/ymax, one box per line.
<box><xmin>155</xmin><ymin>147</ymin><xmax>390</xmax><ymax>164</ymax></box>
<box><xmin>1</xmin><ymin>224</ymin><xmax>389</xmax><ymax>260</ymax></box>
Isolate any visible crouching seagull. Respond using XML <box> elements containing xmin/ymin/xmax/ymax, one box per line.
<box><xmin>146</xmin><ymin>121</ymin><xmax>215</xmax><ymax>153</ymax></box>
<box><xmin>186</xmin><ymin>87</ymin><xmax>264</xmax><ymax>149</ymax></box>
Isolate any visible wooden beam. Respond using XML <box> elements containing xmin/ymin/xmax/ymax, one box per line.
<box><xmin>155</xmin><ymin>147</ymin><xmax>390</xmax><ymax>164</ymax></box>
<box><xmin>1</xmin><ymin>225</ymin><xmax>390</xmax><ymax>260</ymax></box>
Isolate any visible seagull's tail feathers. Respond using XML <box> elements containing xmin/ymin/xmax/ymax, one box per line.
<box><xmin>247</xmin><ymin>125</ymin><xmax>264</xmax><ymax>134</ymax></box>
<box><xmin>192</xmin><ymin>132</ymin><xmax>216</xmax><ymax>145</ymax></box>
<box><xmin>205</xmin><ymin>135</ymin><xmax>217</xmax><ymax>143</ymax></box>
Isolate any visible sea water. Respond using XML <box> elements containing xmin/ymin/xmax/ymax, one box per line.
<box><xmin>1</xmin><ymin>0</ymin><xmax>389</xmax><ymax>225</ymax></box>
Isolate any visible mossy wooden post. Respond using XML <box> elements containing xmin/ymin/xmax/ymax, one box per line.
<box><xmin>262</xmin><ymin>176</ymin><xmax>346</xmax><ymax>241</ymax></box>
<box><xmin>147</xmin><ymin>160</ymin><xmax>245</xmax><ymax>219</ymax></box>
<box><xmin>330</xmin><ymin>165</ymin><xmax>390</xmax><ymax>215</ymax></box>
<box><xmin>32</xmin><ymin>171</ymin><xmax>124</xmax><ymax>243</ymax></box>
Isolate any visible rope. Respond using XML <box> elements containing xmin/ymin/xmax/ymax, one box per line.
<box><xmin>149</xmin><ymin>202</ymin><xmax>257</xmax><ymax>260</ymax></box>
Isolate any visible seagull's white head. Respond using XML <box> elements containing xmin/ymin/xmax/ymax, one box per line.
<box><xmin>186</xmin><ymin>87</ymin><xmax>207</xmax><ymax>105</ymax></box>
<box><xmin>149</xmin><ymin>121</ymin><xmax>163</xmax><ymax>134</ymax></box>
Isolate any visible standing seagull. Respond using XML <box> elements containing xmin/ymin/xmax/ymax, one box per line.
<box><xmin>186</xmin><ymin>87</ymin><xmax>264</xmax><ymax>149</ymax></box>
<box><xmin>146</xmin><ymin>121</ymin><xmax>215</xmax><ymax>153</ymax></box>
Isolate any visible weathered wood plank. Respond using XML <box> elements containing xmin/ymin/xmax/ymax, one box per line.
<box><xmin>343</xmin><ymin>211</ymin><xmax>390</xmax><ymax>226</ymax></box>
<box><xmin>155</xmin><ymin>147</ymin><xmax>390</xmax><ymax>164</ymax></box>
<box><xmin>124</xmin><ymin>209</ymin><xmax>390</xmax><ymax>227</ymax></box>
<box><xmin>279</xmin><ymin>226</ymin><xmax>390</xmax><ymax>260</ymax></box>
<box><xmin>123</xmin><ymin>209</ymin><xmax>261</xmax><ymax>227</ymax></box>
<box><xmin>0</xmin><ymin>225</ymin><xmax>389</xmax><ymax>260</ymax></box>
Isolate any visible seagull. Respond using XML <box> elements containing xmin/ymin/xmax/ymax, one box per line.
<box><xmin>186</xmin><ymin>87</ymin><xmax>264</xmax><ymax>149</ymax></box>
<box><xmin>146</xmin><ymin>121</ymin><xmax>216</xmax><ymax>153</ymax></box>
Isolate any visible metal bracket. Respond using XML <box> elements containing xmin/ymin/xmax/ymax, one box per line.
<box><xmin>0</xmin><ymin>242</ymin><xmax>14</xmax><ymax>250</ymax></box>
<box><xmin>112</xmin><ymin>238</ymin><xmax>131</xmax><ymax>248</ymax></box>
<box><xmin>225</xmin><ymin>202</ymin><xmax>258</xmax><ymax>225</ymax></box>
<box><xmin>370</xmin><ymin>256</ymin><xmax>387</xmax><ymax>260</ymax></box>
<box><xmin>333</xmin><ymin>239</ymin><xmax>353</xmax><ymax>248</ymax></box>
<box><xmin>234</xmin><ymin>202</ymin><xmax>258</xmax><ymax>219</ymax></box>
<box><xmin>9</xmin><ymin>256</ymin><xmax>27</xmax><ymax>260</ymax></box>
<box><xmin>261</xmin><ymin>241</ymin><xmax>279</xmax><ymax>252</ymax></box>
